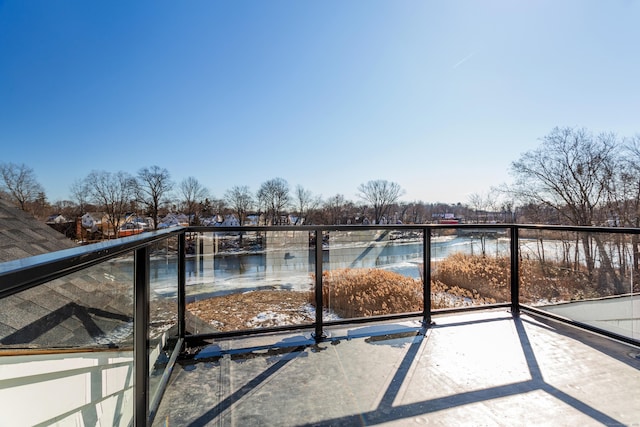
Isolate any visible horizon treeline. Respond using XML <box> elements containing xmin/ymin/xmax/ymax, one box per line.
<box><xmin>1</xmin><ymin>127</ymin><xmax>639</xmax><ymax>229</ymax></box>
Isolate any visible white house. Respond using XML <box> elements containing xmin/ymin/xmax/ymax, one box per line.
<box><xmin>46</xmin><ymin>214</ymin><xmax>67</xmax><ymax>224</ymax></box>
<box><xmin>158</xmin><ymin>213</ymin><xmax>190</xmax><ymax>228</ymax></box>
<box><xmin>81</xmin><ymin>212</ymin><xmax>108</xmax><ymax>232</ymax></box>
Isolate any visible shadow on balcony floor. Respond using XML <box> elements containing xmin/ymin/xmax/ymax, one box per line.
<box><xmin>154</xmin><ymin>310</ymin><xmax>640</xmax><ymax>426</ymax></box>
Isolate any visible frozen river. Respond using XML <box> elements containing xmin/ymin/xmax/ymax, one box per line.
<box><xmin>148</xmin><ymin>234</ymin><xmax>515</xmax><ymax>300</ymax></box>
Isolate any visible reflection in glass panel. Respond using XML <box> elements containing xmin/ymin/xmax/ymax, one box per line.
<box><xmin>185</xmin><ymin>230</ymin><xmax>314</xmax><ymax>333</ymax></box>
<box><xmin>148</xmin><ymin>237</ymin><xmax>179</xmax><ymax>407</ymax></box>
<box><xmin>322</xmin><ymin>229</ymin><xmax>424</xmax><ymax>319</ymax></box>
<box><xmin>0</xmin><ymin>252</ymin><xmax>135</xmax><ymax>426</ymax></box>
<box><xmin>0</xmin><ymin>253</ymin><xmax>134</xmax><ymax>349</ymax></box>
<box><xmin>522</xmin><ymin>230</ymin><xmax>640</xmax><ymax>340</ymax></box>
<box><xmin>431</xmin><ymin>227</ymin><xmax>511</xmax><ymax>307</ymax></box>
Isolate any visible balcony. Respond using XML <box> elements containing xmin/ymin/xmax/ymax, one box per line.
<box><xmin>1</xmin><ymin>224</ymin><xmax>639</xmax><ymax>426</ymax></box>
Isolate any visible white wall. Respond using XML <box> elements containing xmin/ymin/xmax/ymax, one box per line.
<box><xmin>0</xmin><ymin>350</ymin><xmax>134</xmax><ymax>427</ymax></box>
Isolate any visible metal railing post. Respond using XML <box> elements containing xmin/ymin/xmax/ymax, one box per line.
<box><xmin>134</xmin><ymin>246</ymin><xmax>150</xmax><ymax>426</ymax></box>
<box><xmin>178</xmin><ymin>232</ymin><xmax>186</xmax><ymax>339</ymax></box>
<box><xmin>313</xmin><ymin>229</ymin><xmax>325</xmax><ymax>341</ymax></box>
<box><xmin>510</xmin><ymin>225</ymin><xmax>520</xmax><ymax>314</ymax></box>
<box><xmin>423</xmin><ymin>227</ymin><xmax>432</xmax><ymax>325</ymax></box>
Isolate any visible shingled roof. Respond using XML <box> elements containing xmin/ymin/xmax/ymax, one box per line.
<box><xmin>0</xmin><ymin>197</ymin><xmax>76</xmax><ymax>261</ymax></box>
<box><xmin>0</xmin><ymin>197</ymin><xmax>140</xmax><ymax>350</ymax></box>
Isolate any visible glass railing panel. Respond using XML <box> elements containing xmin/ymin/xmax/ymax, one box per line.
<box><xmin>148</xmin><ymin>237</ymin><xmax>180</xmax><ymax>408</ymax></box>
<box><xmin>431</xmin><ymin>227</ymin><xmax>511</xmax><ymax>307</ymax></box>
<box><xmin>185</xmin><ymin>230</ymin><xmax>314</xmax><ymax>333</ymax></box>
<box><xmin>321</xmin><ymin>228</ymin><xmax>424</xmax><ymax>320</ymax></box>
<box><xmin>0</xmin><ymin>251</ymin><xmax>135</xmax><ymax>427</ymax></box>
<box><xmin>521</xmin><ymin>229</ymin><xmax>639</xmax><ymax>340</ymax></box>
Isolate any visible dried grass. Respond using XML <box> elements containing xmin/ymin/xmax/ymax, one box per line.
<box><xmin>187</xmin><ymin>254</ymin><xmax>597</xmax><ymax>331</ymax></box>
<box><xmin>432</xmin><ymin>253</ymin><xmax>596</xmax><ymax>303</ymax></box>
<box><xmin>309</xmin><ymin>269</ymin><xmax>423</xmax><ymax>318</ymax></box>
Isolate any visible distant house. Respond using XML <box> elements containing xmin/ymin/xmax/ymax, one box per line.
<box><xmin>433</xmin><ymin>212</ymin><xmax>462</xmax><ymax>225</ymax></box>
<box><xmin>288</xmin><ymin>214</ymin><xmax>303</xmax><ymax>225</ymax></box>
<box><xmin>116</xmin><ymin>213</ymin><xmax>151</xmax><ymax>237</ymax></box>
<box><xmin>245</xmin><ymin>214</ymin><xmax>260</xmax><ymax>226</ymax></box>
<box><xmin>217</xmin><ymin>214</ymin><xmax>240</xmax><ymax>227</ymax></box>
<box><xmin>199</xmin><ymin>214</ymin><xmax>241</xmax><ymax>227</ymax></box>
<box><xmin>81</xmin><ymin>212</ymin><xmax>107</xmax><ymax>233</ymax></box>
<box><xmin>46</xmin><ymin>214</ymin><xmax>67</xmax><ymax>224</ymax></box>
<box><xmin>438</xmin><ymin>218</ymin><xmax>461</xmax><ymax>225</ymax></box>
<box><xmin>158</xmin><ymin>213</ymin><xmax>190</xmax><ymax>228</ymax></box>
<box><xmin>80</xmin><ymin>212</ymin><xmax>125</xmax><ymax>239</ymax></box>
<box><xmin>122</xmin><ymin>213</ymin><xmax>152</xmax><ymax>229</ymax></box>
<box><xmin>45</xmin><ymin>213</ymin><xmax>76</xmax><ymax>239</ymax></box>
<box><xmin>198</xmin><ymin>215</ymin><xmax>216</xmax><ymax>226</ymax></box>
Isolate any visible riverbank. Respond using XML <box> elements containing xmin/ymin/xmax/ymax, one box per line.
<box><xmin>187</xmin><ymin>290</ymin><xmax>314</xmax><ymax>331</ymax></box>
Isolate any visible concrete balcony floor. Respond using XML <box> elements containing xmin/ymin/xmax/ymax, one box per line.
<box><xmin>154</xmin><ymin>310</ymin><xmax>640</xmax><ymax>426</ymax></box>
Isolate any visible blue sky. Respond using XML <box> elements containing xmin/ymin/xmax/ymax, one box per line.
<box><xmin>1</xmin><ymin>1</ymin><xmax>639</xmax><ymax>205</ymax></box>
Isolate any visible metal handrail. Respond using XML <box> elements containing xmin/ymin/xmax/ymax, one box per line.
<box><xmin>3</xmin><ymin>223</ymin><xmax>638</xmax><ymax>298</ymax></box>
<box><xmin>0</xmin><ymin>226</ymin><xmax>183</xmax><ymax>299</ymax></box>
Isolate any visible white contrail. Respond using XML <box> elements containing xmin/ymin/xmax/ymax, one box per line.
<box><xmin>453</xmin><ymin>51</ymin><xmax>476</xmax><ymax>69</ymax></box>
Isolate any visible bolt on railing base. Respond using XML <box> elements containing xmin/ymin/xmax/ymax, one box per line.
<box><xmin>421</xmin><ymin>320</ymin><xmax>435</xmax><ymax>329</ymax></box>
<box><xmin>311</xmin><ymin>331</ymin><xmax>329</xmax><ymax>342</ymax></box>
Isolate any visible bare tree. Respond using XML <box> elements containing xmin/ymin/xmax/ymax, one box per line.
<box><xmin>0</xmin><ymin>162</ymin><xmax>45</xmax><ymax>211</ymax></box>
<box><xmin>136</xmin><ymin>166</ymin><xmax>173</xmax><ymax>230</ymax></box>
<box><xmin>510</xmin><ymin>127</ymin><xmax>621</xmax><ymax>292</ymax></box>
<box><xmin>467</xmin><ymin>190</ymin><xmax>500</xmax><ymax>224</ymax></box>
<box><xmin>510</xmin><ymin>127</ymin><xmax>617</xmax><ymax>226</ymax></box>
<box><xmin>323</xmin><ymin>194</ymin><xmax>346</xmax><ymax>225</ymax></box>
<box><xmin>399</xmin><ymin>201</ymin><xmax>427</xmax><ymax>224</ymax></box>
<box><xmin>257</xmin><ymin>178</ymin><xmax>290</xmax><ymax>225</ymax></box>
<box><xmin>468</xmin><ymin>191</ymin><xmax>501</xmax><ymax>256</ymax></box>
<box><xmin>179</xmin><ymin>177</ymin><xmax>209</xmax><ymax>225</ymax></box>
<box><xmin>611</xmin><ymin>135</ymin><xmax>640</xmax><ymax>228</ymax></box>
<box><xmin>492</xmin><ymin>188</ymin><xmax>518</xmax><ymax>223</ymax></box>
<box><xmin>30</xmin><ymin>191</ymin><xmax>50</xmax><ymax>220</ymax></box>
<box><xmin>608</xmin><ymin>135</ymin><xmax>640</xmax><ymax>275</ymax></box>
<box><xmin>357</xmin><ymin>179</ymin><xmax>404</xmax><ymax>224</ymax></box>
<box><xmin>224</xmin><ymin>185</ymin><xmax>253</xmax><ymax>226</ymax></box>
<box><xmin>50</xmin><ymin>199</ymin><xmax>77</xmax><ymax>218</ymax></box>
<box><xmin>209</xmin><ymin>198</ymin><xmax>227</xmax><ymax>217</ymax></box>
<box><xmin>85</xmin><ymin>170</ymin><xmax>136</xmax><ymax>238</ymax></box>
<box><xmin>70</xmin><ymin>178</ymin><xmax>92</xmax><ymax>216</ymax></box>
<box><xmin>200</xmin><ymin>198</ymin><xmax>213</xmax><ymax>218</ymax></box>
<box><xmin>292</xmin><ymin>185</ymin><xmax>320</xmax><ymax>225</ymax></box>
<box><xmin>468</xmin><ymin>192</ymin><xmax>488</xmax><ymax>224</ymax></box>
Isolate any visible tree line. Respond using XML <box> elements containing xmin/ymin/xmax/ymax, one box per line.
<box><xmin>1</xmin><ymin>127</ymin><xmax>639</xmax><ymax>232</ymax></box>
<box><xmin>0</xmin><ymin>163</ymin><xmax>412</xmax><ymax>230</ymax></box>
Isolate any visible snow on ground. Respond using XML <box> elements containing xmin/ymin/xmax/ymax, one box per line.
<box><xmin>246</xmin><ymin>304</ymin><xmax>340</xmax><ymax>329</ymax></box>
